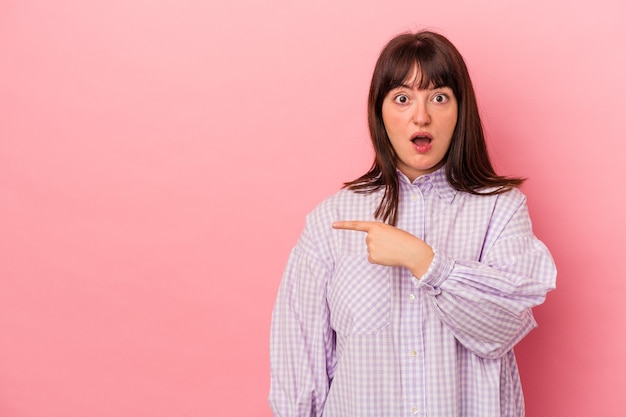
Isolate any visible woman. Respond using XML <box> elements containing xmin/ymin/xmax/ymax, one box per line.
<box><xmin>269</xmin><ymin>30</ymin><xmax>556</xmax><ymax>417</ymax></box>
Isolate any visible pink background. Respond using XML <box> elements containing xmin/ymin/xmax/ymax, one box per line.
<box><xmin>1</xmin><ymin>0</ymin><xmax>625</xmax><ymax>415</ymax></box>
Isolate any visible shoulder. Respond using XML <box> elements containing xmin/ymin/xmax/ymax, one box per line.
<box><xmin>492</xmin><ymin>187</ymin><xmax>527</xmax><ymax>212</ymax></box>
<box><xmin>458</xmin><ymin>186</ymin><xmax>527</xmax><ymax>209</ymax></box>
<box><xmin>295</xmin><ymin>188</ymin><xmax>380</xmax><ymax>258</ymax></box>
<box><xmin>307</xmin><ymin>187</ymin><xmax>382</xmax><ymax>225</ymax></box>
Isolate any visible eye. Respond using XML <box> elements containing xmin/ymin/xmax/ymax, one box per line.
<box><xmin>432</xmin><ymin>93</ymin><xmax>449</xmax><ymax>104</ymax></box>
<box><xmin>393</xmin><ymin>94</ymin><xmax>410</xmax><ymax>104</ymax></box>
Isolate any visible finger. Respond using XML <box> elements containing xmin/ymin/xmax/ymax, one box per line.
<box><xmin>332</xmin><ymin>221</ymin><xmax>375</xmax><ymax>232</ymax></box>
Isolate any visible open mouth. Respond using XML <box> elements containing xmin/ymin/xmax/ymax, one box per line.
<box><xmin>411</xmin><ymin>136</ymin><xmax>432</xmax><ymax>146</ymax></box>
<box><xmin>410</xmin><ymin>133</ymin><xmax>433</xmax><ymax>153</ymax></box>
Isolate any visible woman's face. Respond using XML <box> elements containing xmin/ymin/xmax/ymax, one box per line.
<box><xmin>381</xmin><ymin>71</ymin><xmax>458</xmax><ymax>182</ymax></box>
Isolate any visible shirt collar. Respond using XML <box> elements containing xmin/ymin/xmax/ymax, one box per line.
<box><xmin>397</xmin><ymin>166</ymin><xmax>457</xmax><ymax>204</ymax></box>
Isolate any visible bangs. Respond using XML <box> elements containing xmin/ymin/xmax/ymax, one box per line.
<box><xmin>383</xmin><ymin>41</ymin><xmax>456</xmax><ymax>92</ymax></box>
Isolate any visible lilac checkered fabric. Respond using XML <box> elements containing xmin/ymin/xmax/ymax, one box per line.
<box><xmin>269</xmin><ymin>167</ymin><xmax>556</xmax><ymax>417</ymax></box>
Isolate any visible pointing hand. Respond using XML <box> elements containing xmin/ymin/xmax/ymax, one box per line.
<box><xmin>332</xmin><ymin>221</ymin><xmax>434</xmax><ymax>278</ymax></box>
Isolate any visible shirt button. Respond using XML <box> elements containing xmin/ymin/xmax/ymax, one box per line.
<box><xmin>412</xmin><ymin>194</ymin><xmax>418</xmax><ymax>201</ymax></box>
<box><xmin>409</xmin><ymin>350</ymin><xmax>417</xmax><ymax>358</ymax></box>
<box><xmin>409</xmin><ymin>293</ymin><xmax>416</xmax><ymax>301</ymax></box>
<box><xmin>411</xmin><ymin>406</ymin><xmax>419</xmax><ymax>414</ymax></box>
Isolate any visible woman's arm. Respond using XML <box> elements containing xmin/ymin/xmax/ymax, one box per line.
<box><xmin>333</xmin><ymin>195</ymin><xmax>556</xmax><ymax>359</ymax></box>
<box><xmin>269</xmin><ymin>226</ymin><xmax>336</xmax><ymax>417</ymax></box>
<box><xmin>418</xmin><ymin>198</ymin><xmax>556</xmax><ymax>359</ymax></box>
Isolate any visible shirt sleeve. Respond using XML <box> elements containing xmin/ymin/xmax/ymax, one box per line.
<box><xmin>269</xmin><ymin>222</ymin><xmax>336</xmax><ymax>417</ymax></box>
<box><xmin>417</xmin><ymin>193</ymin><xmax>557</xmax><ymax>359</ymax></box>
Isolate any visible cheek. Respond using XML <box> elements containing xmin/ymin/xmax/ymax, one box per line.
<box><xmin>442</xmin><ymin>111</ymin><xmax>458</xmax><ymax>136</ymax></box>
<box><xmin>449</xmin><ymin>104</ymin><xmax>459</xmax><ymax>131</ymax></box>
<box><xmin>382</xmin><ymin>113</ymin><xmax>403</xmax><ymax>136</ymax></box>
<box><xmin>449</xmin><ymin>115</ymin><xmax>458</xmax><ymax>134</ymax></box>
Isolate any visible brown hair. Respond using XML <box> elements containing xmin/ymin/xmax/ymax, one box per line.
<box><xmin>345</xmin><ymin>30</ymin><xmax>523</xmax><ymax>225</ymax></box>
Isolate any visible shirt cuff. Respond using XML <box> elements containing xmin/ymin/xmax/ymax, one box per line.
<box><xmin>416</xmin><ymin>248</ymin><xmax>454</xmax><ymax>291</ymax></box>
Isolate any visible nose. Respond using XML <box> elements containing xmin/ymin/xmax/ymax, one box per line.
<box><xmin>412</xmin><ymin>101</ymin><xmax>431</xmax><ymax>126</ymax></box>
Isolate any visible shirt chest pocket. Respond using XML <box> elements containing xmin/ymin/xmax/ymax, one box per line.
<box><xmin>328</xmin><ymin>255</ymin><xmax>391</xmax><ymax>335</ymax></box>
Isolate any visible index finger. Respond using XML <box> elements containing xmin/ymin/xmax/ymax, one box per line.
<box><xmin>332</xmin><ymin>220</ymin><xmax>376</xmax><ymax>232</ymax></box>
